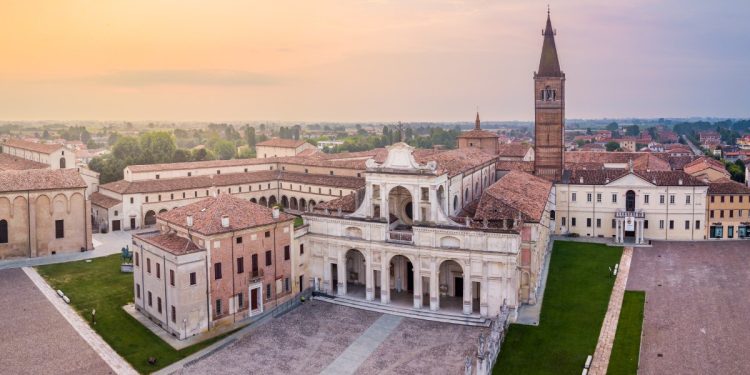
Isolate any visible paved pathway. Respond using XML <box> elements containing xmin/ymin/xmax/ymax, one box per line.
<box><xmin>23</xmin><ymin>267</ymin><xmax>138</xmax><ymax>375</ymax></box>
<box><xmin>321</xmin><ymin>314</ymin><xmax>403</xmax><ymax>375</ymax></box>
<box><xmin>589</xmin><ymin>246</ymin><xmax>633</xmax><ymax>375</ymax></box>
<box><xmin>0</xmin><ymin>231</ymin><xmax>132</xmax><ymax>270</ymax></box>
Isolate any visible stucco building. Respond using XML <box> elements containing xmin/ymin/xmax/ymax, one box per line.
<box><xmin>706</xmin><ymin>180</ymin><xmax>750</xmax><ymax>239</ymax></box>
<box><xmin>255</xmin><ymin>138</ymin><xmax>317</xmax><ymax>159</ymax></box>
<box><xmin>132</xmin><ymin>194</ymin><xmax>298</xmax><ymax>339</ymax></box>
<box><xmin>1</xmin><ymin>139</ymin><xmax>75</xmax><ymax>170</ymax></box>
<box><xmin>0</xmin><ymin>169</ymin><xmax>92</xmax><ymax>259</ymax></box>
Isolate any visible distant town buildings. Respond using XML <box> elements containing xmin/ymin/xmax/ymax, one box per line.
<box><xmin>255</xmin><ymin>138</ymin><xmax>317</xmax><ymax>158</ymax></box>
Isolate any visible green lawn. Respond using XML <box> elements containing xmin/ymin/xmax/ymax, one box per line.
<box><xmin>607</xmin><ymin>291</ymin><xmax>645</xmax><ymax>375</ymax></box>
<box><xmin>37</xmin><ymin>255</ymin><xmax>228</xmax><ymax>374</ymax></box>
<box><xmin>494</xmin><ymin>241</ymin><xmax>623</xmax><ymax>375</ymax></box>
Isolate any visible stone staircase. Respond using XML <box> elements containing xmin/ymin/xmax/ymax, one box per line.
<box><xmin>314</xmin><ymin>294</ymin><xmax>490</xmax><ymax>327</ymax></box>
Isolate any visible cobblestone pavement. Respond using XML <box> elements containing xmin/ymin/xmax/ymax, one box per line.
<box><xmin>354</xmin><ymin>317</ymin><xmax>487</xmax><ymax>375</ymax></box>
<box><xmin>589</xmin><ymin>246</ymin><xmax>633</xmax><ymax>375</ymax></box>
<box><xmin>0</xmin><ymin>269</ymin><xmax>113</xmax><ymax>375</ymax></box>
<box><xmin>627</xmin><ymin>241</ymin><xmax>750</xmax><ymax>375</ymax></box>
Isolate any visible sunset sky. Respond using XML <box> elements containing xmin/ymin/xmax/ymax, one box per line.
<box><xmin>1</xmin><ymin>0</ymin><xmax>748</xmax><ymax>122</ymax></box>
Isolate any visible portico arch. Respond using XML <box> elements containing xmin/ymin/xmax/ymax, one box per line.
<box><xmin>290</xmin><ymin>197</ymin><xmax>298</xmax><ymax>211</ymax></box>
<box><xmin>345</xmin><ymin>249</ymin><xmax>367</xmax><ymax>298</ymax></box>
<box><xmin>144</xmin><ymin>210</ymin><xmax>157</xmax><ymax>226</ymax></box>
<box><xmin>388</xmin><ymin>186</ymin><xmax>413</xmax><ymax>226</ymax></box>
<box><xmin>281</xmin><ymin>195</ymin><xmax>289</xmax><ymax>209</ymax></box>
<box><xmin>299</xmin><ymin>198</ymin><xmax>307</xmax><ymax>212</ymax></box>
<box><xmin>268</xmin><ymin>195</ymin><xmax>277</xmax><ymax>207</ymax></box>
<box><xmin>438</xmin><ymin>259</ymin><xmax>472</xmax><ymax>314</ymax></box>
<box><xmin>258</xmin><ymin>197</ymin><xmax>267</xmax><ymax>206</ymax></box>
<box><xmin>250</xmin><ymin>198</ymin><xmax>257</xmax><ymax>204</ymax></box>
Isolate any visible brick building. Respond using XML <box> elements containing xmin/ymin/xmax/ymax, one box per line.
<box><xmin>132</xmin><ymin>194</ymin><xmax>298</xmax><ymax>339</ymax></box>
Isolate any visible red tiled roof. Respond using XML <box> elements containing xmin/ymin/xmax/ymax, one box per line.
<box><xmin>158</xmin><ymin>194</ymin><xmax>295</xmax><ymax>236</ymax></box>
<box><xmin>562</xmin><ymin>169</ymin><xmax>707</xmax><ymax>186</ymax></box>
<box><xmin>2</xmin><ymin>139</ymin><xmax>64</xmax><ymax>154</ymax></box>
<box><xmin>683</xmin><ymin>157</ymin><xmax>728</xmax><ymax>175</ymax></box>
<box><xmin>126</xmin><ymin>157</ymin><xmax>276</xmax><ymax>173</ymax></box>
<box><xmin>497</xmin><ymin>143</ymin><xmax>532</xmax><ymax>158</ymax></box>
<box><xmin>708</xmin><ymin>180</ymin><xmax>750</xmax><ymax>195</ymax></box>
<box><xmin>632</xmin><ymin>153</ymin><xmax>671</xmax><ymax>171</ymax></box>
<box><xmin>495</xmin><ymin>161</ymin><xmax>535</xmax><ymax>173</ymax></box>
<box><xmin>0</xmin><ymin>169</ymin><xmax>86</xmax><ymax>192</ymax></box>
<box><xmin>0</xmin><ymin>153</ymin><xmax>49</xmax><ymax>171</ymax></box>
<box><xmin>135</xmin><ymin>232</ymin><xmax>202</xmax><ymax>255</ymax></box>
<box><xmin>457</xmin><ymin>129</ymin><xmax>498</xmax><ymax>139</ymax></box>
<box><xmin>313</xmin><ymin>192</ymin><xmax>360</xmax><ymax>213</ymax></box>
<box><xmin>90</xmin><ymin>192</ymin><xmax>122</xmax><ymax>209</ymax></box>
<box><xmin>256</xmin><ymin>138</ymin><xmax>307</xmax><ymax>148</ymax></box>
<box><xmin>473</xmin><ymin>171</ymin><xmax>552</xmax><ymax>223</ymax></box>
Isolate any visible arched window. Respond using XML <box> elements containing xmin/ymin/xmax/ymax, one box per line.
<box><xmin>464</xmin><ymin>188</ymin><xmax>469</xmax><ymax>201</ymax></box>
<box><xmin>59</xmin><ymin>157</ymin><xmax>66</xmax><ymax>169</ymax></box>
<box><xmin>453</xmin><ymin>196</ymin><xmax>458</xmax><ymax>211</ymax></box>
<box><xmin>0</xmin><ymin>219</ymin><xmax>7</xmax><ymax>243</ymax></box>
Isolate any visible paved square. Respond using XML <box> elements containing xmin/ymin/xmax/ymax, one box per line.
<box><xmin>627</xmin><ymin>241</ymin><xmax>750</xmax><ymax>375</ymax></box>
<box><xmin>181</xmin><ymin>300</ymin><xmax>486</xmax><ymax>374</ymax></box>
<box><xmin>0</xmin><ymin>269</ymin><xmax>112</xmax><ymax>375</ymax></box>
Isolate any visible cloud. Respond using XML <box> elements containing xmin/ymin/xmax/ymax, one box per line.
<box><xmin>83</xmin><ymin>69</ymin><xmax>283</xmax><ymax>87</ymax></box>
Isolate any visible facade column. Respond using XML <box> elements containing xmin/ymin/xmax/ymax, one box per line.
<box><xmin>28</xmin><ymin>195</ymin><xmax>37</xmax><ymax>258</ymax></box>
<box><xmin>480</xmin><ymin>263</ymin><xmax>489</xmax><ymax>317</ymax></box>
<box><xmin>380</xmin><ymin>184</ymin><xmax>388</xmax><ymax>220</ymax></box>
<box><xmin>463</xmin><ymin>266</ymin><xmax>472</xmax><ymax>315</ymax></box>
<box><xmin>615</xmin><ymin>219</ymin><xmax>620</xmax><ymax>243</ymax></box>
<box><xmin>429</xmin><ymin>258</ymin><xmax>439</xmax><ymax>311</ymax></box>
<box><xmin>413</xmin><ymin>186</ymin><xmax>421</xmax><ymax>222</ymax></box>
<box><xmin>323</xmin><ymin>259</ymin><xmax>332</xmax><ymax>294</ymax></box>
<box><xmin>337</xmin><ymin>249</ymin><xmax>346</xmax><ymax>296</ymax></box>
<box><xmin>428</xmin><ymin>186</ymin><xmax>438</xmax><ymax>222</ymax></box>
<box><xmin>413</xmin><ymin>264</ymin><xmax>423</xmax><ymax>309</ymax></box>
<box><xmin>380</xmin><ymin>253</ymin><xmax>390</xmax><ymax>304</ymax></box>
<box><xmin>365</xmin><ymin>254</ymin><xmax>374</xmax><ymax>301</ymax></box>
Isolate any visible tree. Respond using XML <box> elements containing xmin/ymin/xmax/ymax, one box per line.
<box><xmin>624</xmin><ymin>125</ymin><xmax>640</xmax><ymax>136</ymax></box>
<box><xmin>172</xmin><ymin>149</ymin><xmax>192</xmax><ymax>162</ymax></box>
<box><xmin>606</xmin><ymin>122</ymin><xmax>619</xmax><ymax>132</ymax></box>
<box><xmin>605</xmin><ymin>141</ymin><xmax>621</xmax><ymax>152</ymax></box>
<box><xmin>192</xmin><ymin>148</ymin><xmax>215</xmax><ymax>161</ymax></box>
<box><xmin>139</xmin><ymin>132</ymin><xmax>176</xmax><ymax>164</ymax></box>
<box><xmin>244</xmin><ymin>125</ymin><xmax>256</xmax><ymax>148</ymax></box>
<box><xmin>211</xmin><ymin>139</ymin><xmax>236</xmax><ymax>160</ymax></box>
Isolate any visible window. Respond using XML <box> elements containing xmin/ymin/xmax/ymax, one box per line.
<box><xmin>170</xmin><ymin>270</ymin><xmax>175</xmax><ymax>286</ymax></box>
<box><xmin>669</xmin><ymin>220</ymin><xmax>674</xmax><ymax>230</ymax></box>
<box><xmin>130</xmin><ymin>197</ymin><xmax>134</xmax><ymax>204</ymax></box>
<box><xmin>157</xmin><ymin>297</ymin><xmax>162</xmax><ymax>313</ymax></box>
<box><xmin>330</xmin><ymin>171</ymin><xmax>334</xmax><ymax>175</ymax></box>
<box><xmin>170</xmin><ymin>193</ymin><xmax>174</xmax><ymax>200</ymax></box>
<box><xmin>660</xmin><ymin>195</ymin><xmax>665</xmax><ymax>204</ymax></box>
<box><xmin>659</xmin><ymin>220</ymin><xmax>664</xmax><ymax>229</ymax></box>
<box><xmin>284</xmin><ymin>246</ymin><xmax>290</xmax><ymax>260</ymax></box>
<box><xmin>156</xmin><ymin>174</ymin><xmax>160</xmax><ymax>179</ymax></box>
<box><xmin>265</xmin><ymin>231</ymin><xmax>271</xmax><ymax>238</ymax></box>
<box><xmin>571</xmin><ymin>192</ymin><xmax>577</xmax><ymax>202</ymax></box>
<box><xmin>114</xmin><ymin>210</ymin><xmax>118</xmax><ymax>216</ymax></box>
<box><xmin>136</xmin><ymin>284</ymin><xmax>140</xmax><ymax>299</ymax></box>
<box><xmin>561</xmin><ymin>217</ymin><xmax>566</xmax><ymax>226</ymax></box>
<box><xmin>596</xmin><ymin>193</ymin><xmax>602</xmax><ymax>203</ymax></box>
<box><xmin>686</xmin><ymin>195</ymin><xmax>691</xmax><ymax>204</ymax></box>
<box><xmin>188</xmin><ymin>172</ymin><xmax>192</xmax><ymax>176</ymax></box>
<box><xmin>695</xmin><ymin>220</ymin><xmax>701</xmax><ymax>230</ymax></box>
<box><xmin>644</xmin><ymin>220</ymin><xmax>649</xmax><ymax>229</ymax></box>
<box><xmin>189</xmin><ymin>272</ymin><xmax>197</xmax><ymax>285</ymax></box>
<box><xmin>596</xmin><ymin>218</ymin><xmax>601</xmax><ymax>228</ymax></box>
<box><xmin>721</xmin><ymin>196</ymin><xmax>725</xmax><ymax>203</ymax></box>
<box><xmin>215</xmin><ymin>299</ymin><xmax>222</xmax><ymax>315</ymax></box>
<box><xmin>147</xmin><ymin>258</ymin><xmax>151</xmax><ymax>273</ymax></box>
<box><xmin>669</xmin><ymin>195</ymin><xmax>675</xmax><ymax>204</ymax></box>
<box><xmin>587</xmin><ymin>193</ymin><xmax>592</xmax><ymax>203</ymax></box>
<box><xmin>571</xmin><ymin>218</ymin><xmax>577</xmax><ymax>227</ymax></box>
<box><xmin>238</xmin><ymin>292</ymin><xmax>244</xmax><ymax>308</ymax></box>
<box><xmin>611</xmin><ymin>219</ymin><xmax>616</xmax><ymax>229</ymax></box>
<box><xmin>720</xmin><ymin>210</ymin><xmax>725</xmax><ymax>218</ymax></box>
<box><xmin>148</xmin><ymin>291</ymin><xmax>152</xmax><ymax>307</ymax></box>
<box><xmin>285</xmin><ymin>277</ymin><xmax>290</xmax><ymax>292</ymax></box>
<box><xmin>730</xmin><ymin>210</ymin><xmax>734</xmax><ymax>218</ymax></box>
<box><xmin>711</xmin><ymin>196</ymin><xmax>715</xmax><ymax>203</ymax></box>
<box><xmin>145</xmin><ymin>196</ymin><xmax>149</xmax><ymax>203</ymax></box>
<box><xmin>710</xmin><ymin>210</ymin><xmax>715</xmax><ymax>219</ymax></box>
<box><xmin>612</xmin><ymin>194</ymin><xmax>617</xmax><ymax>203</ymax></box>
<box><xmin>266</xmin><ymin>284</ymin><xmax>271</xmax><ymax>300</ymax></box>
<box><xmin>156</xmin><ymin>263</ymin><xmax>161</xmax><ymax>279</ymax></box>
<box><xmin>236</xmin><ymin>236</ymin><xmax>243</xmax><ymax>244</ymax></box>
<box><xmin>299</xmin><ymin>244</ymin><xmax>304</xmax><ymax>255</ymax></box>
<box><xmin>644</xmin><ymin>195</ymin><xmax>649</xmax><ymax>204</ymax></box>
<box><xmin>586</xmin><ymin>218</ymin><xmax>592</xmax><ymax>227</ymax></box>
<box><xmin>265</xmin><ymin>250</ymin><xmax>272</xmax><ymax>266</ymax></box>
<box><xmin>728</xmin><ymin>226</ymin><xmax>735</xmax><ymax>238</ymax></box>
<box><xmin>135</xmin><ymin>252</ymin><xmax>139</xmax><ymax>266</ymax></box>
<box><xmin>214</xmin><ymin>263</ymin><xmax>222</xmax><ymax>280</ymax></box>
<box><xmin>237</xmin><ymin>257</ymin><xmax>244</xmax><ymax>274</ymax></box>
<box><xmin>171</xmin><ymin>306</ymin><xmax>176</xmax><ymax>323</ymax></box>
<box><xmin>685</xmin><ymin>220</ymin><xmax>690</xmax><ymax>230</ymax></box>
<box><xmin>158</xmin><ymin>195</ymin><xmax>161</xmax><ymax>202</ymax></box>
<box><xmin>55</xmin><ymin>220</ymin><xmax>64</xmax><ymax>239</ymax></box>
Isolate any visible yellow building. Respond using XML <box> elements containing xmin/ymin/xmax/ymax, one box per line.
<box><xmin>707</xmin><ymin>180</ymin><xmax>750</xmax><ymax>239</ymax></box>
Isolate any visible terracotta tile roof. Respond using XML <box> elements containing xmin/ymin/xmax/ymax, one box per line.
<box><xmin>562</xmin><ymin>169</ymin><xmax>707</xmax><ymax>186</ymax></box>
<box><xmin>0</xmin><ymin>169</ymin><xmax>87</xmax><ymax>192</ymax></box>
<box><xmin>158</xmin><ymin>194</ymin><xmax>295</xmax><ymax>236</ymax></box>
<box><xmin>667</xmin><ymin>156</ymin><xmax>699</xmax><ymax>170</ymax></box>
<box><xmin>496</xmin><ymin>143</ymin><xmax>532</xmax><ymax>158</ymax></box>
<box><xmin>0</xmin><ymin>153</ymin><xmax>49</xmax><ymax>171</ymax></box>
<box><xmin>632</xmin><ymin>153</ymin><xmax>671</xmax><ymax>171</ymax></box>
<box><xmin>665</xmin><ymin>144</ymin><xmax>693</xmax><ymax>153</ymax></box>
<box><xmin>473</xmin><ymin>171</ymin><xmax>552</xmax><ymax>223</ymax></box>
<box><xmin>457</xmin><ymin>129</ymin><xmax>498</xmax><ymax>139</ymax></box>
<box><xmin>683</xmin><ymin>157</ymin><xmax>728</xmax><ymax>175</ymax></box>
<box><xmin>90</xmin><ymin>192</ymin><xmax>122</xmax><ymax>208</ymax></box>
<box><xmin>100</xmin><ymin>170</ymin><xmax>364</xmax><ymax>195</ymax></box>
<box><xmin>565</xmin><ymin>151</ymin><xmax>698</xmax><ymax>172</ymax></box>
<box><xmin>495</xmin><ymin>161</ymin><xmax>535</xmax><ymax>173</ymax></box>
<box><xmin>708</xmin><ymin>180</ymin><xmax>750</xmax><ymax>195</ymax></box>
<box><xmin>126</xmin><ymin>158</ymin><xmax>276</xmax><ymax>173</ymax></box>
<box><xmin>414</xmin><ymin>148</ymin><xmax>497</xmax><ymax>177</ymax></box>
<box><xmin>256</xmin><ymin>138</ymin><xmax>307</xmax><ymax>148</ymax></box>
<box><xmin>313</xmin><ymin>192</ymin><xmax>360</xmax><ymax>213</ymax></box>
<box><xmin>2</xmin><ymin>139</ymin><xmax>64</xmax><ymax>154</ymax></box>
<box><xmin>134</xmin><ymin>232</ymin><xmax>203</xmax><ymax>255</ymax></box>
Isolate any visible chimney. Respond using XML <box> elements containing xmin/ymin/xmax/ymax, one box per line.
<box><xmin>186</xmin><ymin>215</ymin><xmax>193</xmax><ymax>227</ymax></box>
<box><xmin>272</xmin><ymin>207</ymin><xmax>280</xmax><ymax>219</ymax></box>
<box><xmin>678</xmin><ymin>178</ymin><xmax>683</xmax><ymax>185</ymax></box>
<box><xmin>221</xmin><ymin>215</ymin><xmax>229</xmax><ymax>228</ymax></box>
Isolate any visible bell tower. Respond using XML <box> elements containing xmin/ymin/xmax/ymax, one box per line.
<box><xmin>533</xmin><ymin>9</ymin><xmax>565</xmax><ymax>181</ymax></box>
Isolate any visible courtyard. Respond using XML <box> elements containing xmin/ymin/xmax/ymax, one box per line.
<box><xmin>0</xmin><ymin>269</ymin><xmax>112</xmax><ymax>374</ymax></box>
<box><xmin>181</xmin><ymin>300</ymin><xmax>486</xmax><ymax>374</ymax></box>
<box><xmin>627</xmin><ymin>240</ymin><xmax>750</xmax><ymax>374</ymax></box>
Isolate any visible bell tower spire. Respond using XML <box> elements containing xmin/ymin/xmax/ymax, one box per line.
<box><xmin>475</xmin><ymin>111</ymin><xmax>481</xmax><ymax>130</ymax></box>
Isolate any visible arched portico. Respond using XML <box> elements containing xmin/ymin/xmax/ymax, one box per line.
<box><xmin>268</xmin><ymin>195</ymin><xmax>277</xmax><ymax>207</ymax></box>
<box><xmin>299</xmin><ymin>198</ymin><xmax>307</xmax><ymax>212</ymax></box>
<box><xmin>258</xmin><ymin>197</ymin><xmax>267</xmax><ymax>206</ymax></box>
<box><xmin>438</xmin><ymin>259</ymin><xmax>473</xmax><ymax>315</ymax></box>
<box><xmin>144</xmin><ymin>210</ymin><xmax>156</xmax><ymax>226</ymax></box>
<box><xmin>388</xmin><ymin>186</ymin><xmax>413</xmax><ymax>226</ymax></box>
<box><xmin>281</xmin><ymin>195</ymin><xmax>289</xmax><ymax>209</ymax></box>
<box><xmin>290</xmin><ymin>197</ymin><xmax>298</xmax><ymax>211</ymax></box>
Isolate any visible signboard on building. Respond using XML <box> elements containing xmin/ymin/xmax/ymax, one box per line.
<box><xmin>625</xmin><ymin>217</ymin><xmax>635</xmax><ymax>231</ymax></box>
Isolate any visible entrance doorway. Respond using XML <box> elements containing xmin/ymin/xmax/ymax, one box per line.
<box><xmin>455</xmin><ymin>277</ymin><xmax>464</xmax><ymax>298</ymax></box>
<box><xmin>112</xmin><ymin>220</ymin><xmax>121</xmax><ymax>231</ymax></box>
<box><xmin>130</xmin><ymin>217</ymin><xmax>136</xmax><ymax>229</ymax></box>
<box><xmin>251</xmin><ymin>288</ymin><xmax>259</xmax><ymax>310</ymax></box>
<box><xmin>331</xmin><ymin>263</ymin><xmax>338</xmax><ymax>294</ymax></box>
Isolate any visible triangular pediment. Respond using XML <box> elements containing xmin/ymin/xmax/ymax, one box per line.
<box><xmin>607</xmin><ymin>173</ymin><xmax>654</xmax><ymax>187</ymax></box>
